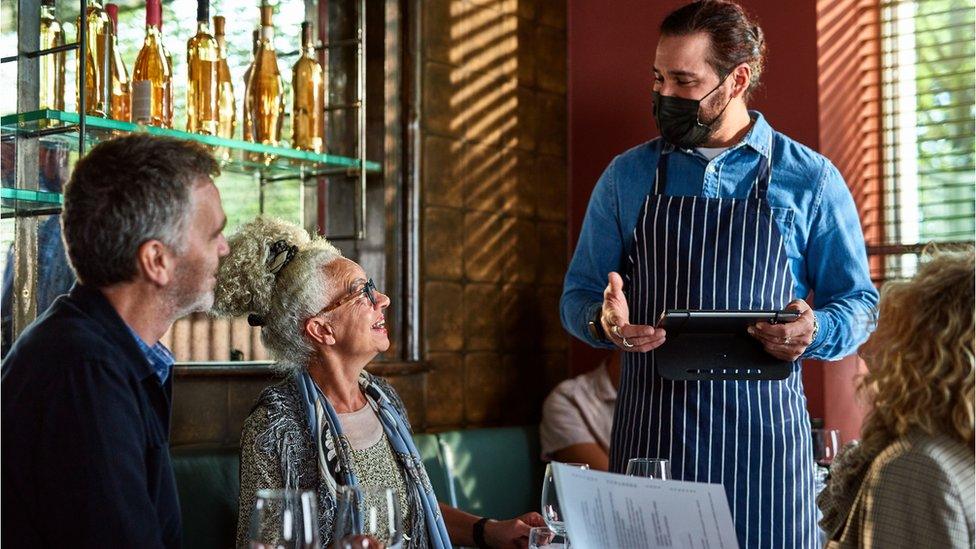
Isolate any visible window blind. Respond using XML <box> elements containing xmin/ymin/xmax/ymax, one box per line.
<box><xmin>878</xmin><ymin>0</ymin><xmax>975</xmax><ymax>279</ymax></box>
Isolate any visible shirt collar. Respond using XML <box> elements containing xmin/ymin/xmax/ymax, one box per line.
<box><xmin>124</xmin><ymin>324</ymin><xmax>175</xmax><ymax>384</ymax></box>
<box><xmin>660</xmin><ymin>110</ymin><xmax>773</xmax><ymax>160</ymax></box>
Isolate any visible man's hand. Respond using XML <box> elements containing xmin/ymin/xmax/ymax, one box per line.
<box><xmin>748</xmin><ymin>299</ymin><xmax>816</xmax><ymax>361</ymax></box>
<box><xmin>601</xmin><ymin>272</ymin><xmax>665</xmax><ymax>352</ymax></box>
<box><xmin>484</xmin><ymin>512</ymin><xmax>547</xmax><ymax>548</ymax></box>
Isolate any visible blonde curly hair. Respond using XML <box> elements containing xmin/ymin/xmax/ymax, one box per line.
<box><xmin>212</xmin><ymin>216</ymin><xmax>343</xmax><ymax>373</ymax></box>
<box><xmin>826</xmin><ymin>246</ymin><xmax>974</xmax><ymax>510</ymax></box>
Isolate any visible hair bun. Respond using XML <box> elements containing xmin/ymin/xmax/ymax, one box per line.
<box><xmin>212</xmin><ymin>216</ymin><xmax>313</xmax><ymax>318</ymax></box>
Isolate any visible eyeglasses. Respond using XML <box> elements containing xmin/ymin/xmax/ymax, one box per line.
<box><xmin>319</xmin><ymin>278</ymin><xmax>377</xmax><ymax>314</ymax></box>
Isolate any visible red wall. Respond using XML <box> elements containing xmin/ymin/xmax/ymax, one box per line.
<box><xmin>566</xmin><ymin>0</ymin><xmax>825</xmax><ymax>418</ymax></box>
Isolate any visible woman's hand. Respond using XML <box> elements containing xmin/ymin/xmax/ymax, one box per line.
<box><xmin>484</xmin><ymin>512</ymin><xmax>547</xmax><ymax>548</ymax></box>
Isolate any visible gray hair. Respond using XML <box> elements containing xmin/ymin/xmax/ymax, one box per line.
<box><xmin>212</xmin><ymin>216</ymin><xmax>343</xmax><ymax>374</ymax></box>
<box><xmin>61</xmin><ymin>135</ymin><xmax>219</xmax><ymax>287</ymax></box>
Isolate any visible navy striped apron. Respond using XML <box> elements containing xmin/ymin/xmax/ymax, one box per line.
<box><xmin>609</xmin><ymin>138</ymin><xmax>817</xmax><ymax>549</ymax></box>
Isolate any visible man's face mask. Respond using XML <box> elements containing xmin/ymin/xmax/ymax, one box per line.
<box><xmin>652</xmin><ymin>72</ymin><xmax>735</xmax><ymax>149</ymax></box>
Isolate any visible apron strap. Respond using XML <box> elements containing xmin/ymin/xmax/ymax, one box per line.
<box><xmin>754</xmin><ymin>132</ymin><xmax>774</xmax><ymax>200</ymax></box>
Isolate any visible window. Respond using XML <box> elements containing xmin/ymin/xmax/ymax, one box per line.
<box><xmin>878</xmin><ymin>0</ymin><xmax>975</xmax><ymax>279</ymax></box>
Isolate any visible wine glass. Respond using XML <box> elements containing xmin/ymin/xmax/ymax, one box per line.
<box><xmin>625</xmin><ymin>458</ymin><xmax>670</xmax><ymax>479</ymax></box>
<box><xmin>812</xmin><ymin>428</ymin><xmax>841</xmax><ymax>468</ymax></box>
<box><xmin>529</xmin><ymin>526</ymin><xmax>568</xmax><ymax>549</ymax></box>
<box><xmin>331</xmin><ymin>485</ymin><xmax>403</xmax><ymax>549</ymax></box>
<box><xmin>540</xmin><ymin>462</ymin><xmax>589</xmax><ymax>539</ymax></box>
<box><xmin>248</xmin><ymin>489</ymin><xmax>320</xmax><ymax>549</ymax></box>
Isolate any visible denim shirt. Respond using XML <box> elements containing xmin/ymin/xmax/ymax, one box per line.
<box><xmin>561</xmin><ymin>112</ymin><xmax>879</xmax><ymax>361</ymax></box>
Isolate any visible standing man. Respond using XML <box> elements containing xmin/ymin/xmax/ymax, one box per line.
<box><xmin>560</xmin><ymin>2</ymin><xmax>878</xmax><ymax>548</ymax></box>
<box><xmin>2</xmin><ymin>135</ymin><xmax>229</xmax><ymax>547</ymax></box>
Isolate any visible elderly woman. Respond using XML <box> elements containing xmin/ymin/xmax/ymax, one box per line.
<box><xmin>817</xmin><ymin>248</ymin><xmax>974</xmax><ymax>548</ymax></box>
<box><xmin>215</xmin><ymin>217</ymin><xmax>542</xmax><ymax>549</ymax></box>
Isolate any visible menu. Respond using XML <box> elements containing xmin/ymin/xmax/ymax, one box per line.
<box><xmin>551</xmin><ymin>463</ymin><xmax>739</xmax><ymax>549</ymax></box>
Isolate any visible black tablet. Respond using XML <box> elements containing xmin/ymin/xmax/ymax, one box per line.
<box><xmin>657</xmin><ymin>309</ymin><xmax>801</xmax><ymax>334</ymax></box>
<box><xmin>653</xmin><ymin>309</ymin><xmax>801</xmax><ymax>381</ymax></box>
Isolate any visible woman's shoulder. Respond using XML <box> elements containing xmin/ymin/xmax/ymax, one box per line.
<box><xmin>871</xmin><ymin>432</ymin><xmax>973</xmax><ymax>481</ymax></box>
<box><xmin>243</xmin><ymin>377</ymin><xmax>309</xmax><ymax>441</ymax></box>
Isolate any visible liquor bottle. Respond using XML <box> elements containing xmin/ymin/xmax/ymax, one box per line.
<box><xmin>157</xmin><ymin>1</ymin><xmax>174</xmax><ymax>126</ymax></box>
<box><xmin>39</xmin><ymin>0</ymin><xmax>66</xmax><ymax>113</ymax></box>
<box><xmin>213</xmin><ymin>16</ymin><xmax>236</xmax><ymax>141</ymax></box>
<box><xmin>241</xmin><ymin>29</ymin><xmax>259</xmax><ymax>141</ymax></box>
<box><xmin>186</xmin><ymin>0</ymin><xmax>219</xmax><ymax>134</ymax></box>
<box><xmin>291</xmin><ymin>22</ymin><xmax>324</xmax><ymax>153</ymax></box>
<box><xmin>244</xmin><ymin>1</ymin><xmax>284</xmax><ymax>149</ymax></box>
<box><xmin>76</xmin><ymin>0</ymin><xmax>112</xmax><ymax>117</ymax></box>
<box><xmin>105</xmin><ymin>4</ymin><xmax>130</xmax><ymax>122</ymax></box>
<box><xmin>131</xmin><ymin>0</ymin><xmax>172</xmax><ymax>127</ymax></box>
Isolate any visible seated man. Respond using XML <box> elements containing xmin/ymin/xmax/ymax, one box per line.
<box><xmin>2</xmin><ymin>135</ymin><xmax>229</xmax><ymax>547</ymax></box>
<box><xmin>540</xmin><ymin>353</ymin><xmax>620</xmax><ymax>471</ymax></box>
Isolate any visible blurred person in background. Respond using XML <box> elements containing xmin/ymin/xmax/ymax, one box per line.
<box><xmin>818</xmin><ymin>247</ymin><xmax>974</xmax><ymax>548</ymax></box>
<box><xmin>540</xmin><ymin>353</ymin><xmax>619</xmax><ymax>471</ymax></box>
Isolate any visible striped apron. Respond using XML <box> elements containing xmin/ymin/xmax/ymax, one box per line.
<box><xmin>609</xmin><ymin>139</ymin><xmax>817</xmax><ymax>549</ymax></box>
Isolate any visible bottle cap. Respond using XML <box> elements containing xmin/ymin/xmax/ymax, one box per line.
<box><xmin>259</xmin><ymin>3</ymin><xmax>273</xmax><ymax>28</ymax></box>
<box><xmin>146</xmin><ymin>0</ymin><xmax>161</xmax><ymax>28</ymax></box>
<box><xmin>213</xmin><ymin>15</ymin><xmax>225</xmax><ymax>36</ymax></box>
<box><xmin>197</xmin><ymin>0</ymin><xmax>209</xmax><ymax>24</ymax></box>
<box><xmin>106</xmin><ymin>3</ymin><xmax>119</xmax><ymax>28</ymax></box>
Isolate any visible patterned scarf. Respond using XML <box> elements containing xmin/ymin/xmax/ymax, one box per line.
<box><xmin>296</xmin><ymin>371</ymin><xmax>451</xmax><ymax>548</ymax></box>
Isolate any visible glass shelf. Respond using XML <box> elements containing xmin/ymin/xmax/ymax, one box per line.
<box><xmin>0</xmin><ymin>110</ymin><xmax>382</xmax><ymax>179</ymax></box>
<box><xmin>1</xmin><ymin>188</ymin><xmax>63</xmax><ymax>219</ymax></box>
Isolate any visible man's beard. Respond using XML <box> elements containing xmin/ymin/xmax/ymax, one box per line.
<box><xmin>699</xmin><ymin>84</ymin><xmax>732</xmax><ymax>142</ymax></box>
<box><xmin>168</xmin><ymin>256</ymin><xmax>216</xmax><ymax>319</ymax></box>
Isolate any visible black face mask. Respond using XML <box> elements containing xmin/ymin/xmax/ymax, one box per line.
<box><xmin>652</xmin><ymin>74</ymin><xmax>734</xmax><ymax>149</ymax></box>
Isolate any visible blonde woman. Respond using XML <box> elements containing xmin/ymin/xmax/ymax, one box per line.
<box><xmin>818</xmin><ymin>248</ymin><xmax>975</xmax><ymax>548</ymax></box>
<box><xmin>214</xmin><ymin>217</ymin><xmax>543</xmax><ymax>549</ymax></box>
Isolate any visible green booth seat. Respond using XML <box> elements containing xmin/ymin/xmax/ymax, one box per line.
<box><xmin>170</xmin><ymin>447</ymin><xmax>241</xmax><ymax>549</ymax></box>
<box><xmin>437</xmin><ymin>426</ymin><xmax>545</xmax><ymax>521</ymax></box>
<box><xmin>413</xmin><ymin>432</ymin><xmax>457</xmax><ymax>507</ymax></box>
<box><xmin>169</xmin><ymin>426</ymin><xmax>543</xmax><ymax>548</ymax></box>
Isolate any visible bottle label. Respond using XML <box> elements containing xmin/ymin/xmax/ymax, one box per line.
<box><xmin>261</xmin><ymin>25</ymin><xmax>274</xmax><ymax>41</ymax></box>
<box><xmin>132</xmin><ymin>80</ymin><xmax>153</xmax><ymax>122</ymax></box>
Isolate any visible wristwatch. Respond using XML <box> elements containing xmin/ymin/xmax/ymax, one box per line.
<box><xmin>587</xmin><ymin>307</ymin><xmax>609</xmax><ymax>342</ymax></box>
<box><xmin>473</xmin><ymin>517</ymin><xmax>490</xmax><ymax>549</ymax></box>
<box><xmin>810</xmin><ymin>313</ymin><xmax>820</xmax><ymax>343</ymax></box>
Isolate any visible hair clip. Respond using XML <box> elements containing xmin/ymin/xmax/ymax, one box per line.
<box><xmin>247</xmin><ymin>313</ymin><xmax>267</xmax><ymax>327</ymax></box>
<box><xmin>267</xmin><ymin>239</ymin><xmax>299</xmax><ymax>276</ymax></box>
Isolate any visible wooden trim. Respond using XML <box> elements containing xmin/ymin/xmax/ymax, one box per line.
<box><xmin>174</xmin><ymin>360</ymin><xmax>430</xmax><ymax>378</ymax></box>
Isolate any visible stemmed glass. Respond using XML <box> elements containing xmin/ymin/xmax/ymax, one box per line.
<box><xmin>248</xmin><ymin>489</ymin><xmax>320</xmax><ymax>549</ymax></box>
<box><xmin>812</xmin><ymin>428</ymin><xmax>841</xmax><ymax>468</ymax></box>
<box><xmin>331</xmin><ymin>485</ymin><xmax>403</xmax><ymax>549</ymax></box>
<box><xmin>540</xmin><ymin>462</ymin><xmax>589</xmax><ymax>546</ymax></box>
<box><xmin>812</xmin><ymin>428</ymin><xmax>841</xmax><ymax>492</ymax></box>
<box><xmin>625</xmin><ymin>458</ymin><xmax>671</xmax><ymax>479</ymax></box>
<box><xmin>529</xmin><ymin>526</ymin><xmax>568</xmax><ymax>549</ymax></box>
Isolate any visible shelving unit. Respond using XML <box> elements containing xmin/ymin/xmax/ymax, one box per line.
<box><xmin>2</xmin><ymin>0</ymin><xmax>375</xmax><ymax>342</ymax></box>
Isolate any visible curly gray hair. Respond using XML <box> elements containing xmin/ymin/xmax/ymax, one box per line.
<box><xmin>212</xmin><ymin>216</ymin><xmax>343</xmax><ymax>374</ymax></box>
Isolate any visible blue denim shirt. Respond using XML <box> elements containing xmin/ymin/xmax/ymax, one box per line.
<box><xmin>561</xmin><ymin>112</ymin><xmax>879</xmax><ymax>361</ymax></box>
<box><xmin>125</xmin><ymin>325</ymin><xmax>175</xmax><ymax>384</ymax></box>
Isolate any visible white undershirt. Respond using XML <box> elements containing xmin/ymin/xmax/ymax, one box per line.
<box><xmin>696</xmin><ymin>146</ymin><xmax>729</xmax><ymax>161</ymax></box>
<box><xmin>338</xmin><ymin>403</ymin><xmax>384</xmax><ymax>450</ymax></box>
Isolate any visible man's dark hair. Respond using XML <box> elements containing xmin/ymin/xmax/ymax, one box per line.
<box><xmin>61</xmin><ymin>135</ymin><xmax>219</xmax><ymax>287</ymax></box>
<box><xmin>661</xmin><ymin>1</ymin><xmax>767</xmax><ymax>101</ymax></box>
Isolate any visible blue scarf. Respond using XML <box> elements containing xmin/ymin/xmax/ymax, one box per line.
<box><xmin>296</xmin><ymin>371</ymin><xmax>451</xmax><ymax>548</ymax></box>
